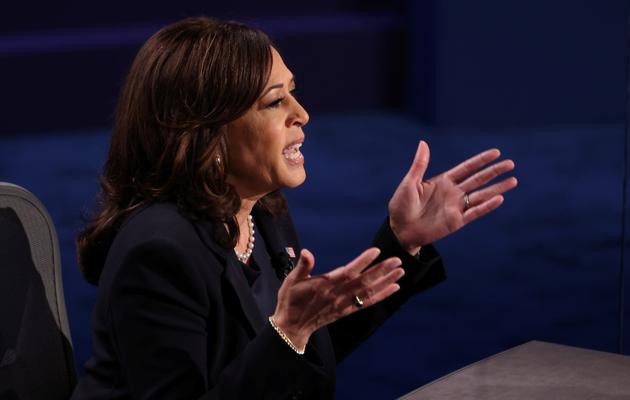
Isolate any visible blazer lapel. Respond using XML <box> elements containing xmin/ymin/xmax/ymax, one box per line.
<box><xmin>252</xmin><ymin>206</ymin><xmax>300</xmax><ymax>275</ymax></box>
<box><xmin>194</xmin><ymin>207</ymin><xmax>336</xmax><ymax>372</ymax></box>
<box><xmin>253</xmin><ymin>208</ymin><xmax>283</xmax><ymax>259</ymax></box>
<box><xmin>193</xmin><ymin>206</ymin><xmax>302</xmax><ymax>336</ymax></box>
<box><xmin>194</xmin><ymin>219</ymin><xmax>265</xmax><ymax>335</ymax></box>
<box><xmin>253</xmin><ymin>207</ymin><xmax>337</xmax><ymax>372</ymax></box>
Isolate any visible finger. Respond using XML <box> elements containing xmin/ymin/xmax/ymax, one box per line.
<box><xmin>326</xmin><ymin>247</ymin><xmax>381</xmax><ymax>281</ymax></box>
<box><xmin>405</xmin><ymin>140</ymin><xmax>431</xmax><ymax>182</ymax></box>
<box><xmin>355</xmin><ymin>264</ymin><xmax>405</xmax><ymax>305</ymax></box>
<box><xmin>339</xmin><ymin>283</ymin><xmax>401</xmax><ymax>317</ymax></box>
<box><xmin>355</xmin><ymin>257</ymin><xmax>402</xmax><ymax>288</ymax></box>
<box><xmin>331</xmin><ymin>256</ymin><xmax>402</xmax><ymax>296</ymax></box>
<box><xmin>366</xmin><ymin>283</ymin><xmax>401</xmax><ymax>306</ymax></box>
<box><xmin>321</xmin><ymin>265</ymin><xmax>403</xmax><ymax>325</ymax></box>
<box><xmin>285</xmin><ymin>248</ymin><xmax>315</xmax><ymax>283</ymax></box>
<box><xmin>463</xmin><ymin>195</ymin><xmax>504</xmax><ymax>224</ymax></box>
<box><xmin>459</xmin><ymin>159</ymin><xmax>515</xmax><ymax>193</ymax></box>
<box><xmin>447</xmin><ymin>149</ymin><xmax>501</xmax><ymax>183</ymax></box>
<box><xmin>468</xmin><ymin>177</ymin><xmax>518</xmax><ymax>206</ymax></box>
<box><xmin>362</xmin><ymin>279</ymin><xmax>403</xmax><ymax>308</ymax></box>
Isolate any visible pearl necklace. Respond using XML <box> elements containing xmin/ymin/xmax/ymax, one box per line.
<box><xmin>234</xmin><ymin>215</ymin><xmax>255</xmax><ymax>263</ymax></box>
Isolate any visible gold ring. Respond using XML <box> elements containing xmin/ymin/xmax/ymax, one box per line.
<box><xmin>353</xmin><ymin>295</ymin><xmax>364</xmax><ymax>308</ymax></box>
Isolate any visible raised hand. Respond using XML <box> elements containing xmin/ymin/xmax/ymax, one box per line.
<box><xmin>389</xmin><ymin>141</ymin><xmax>517</xmax><ymax>253</ymax></box>
<box><xmin>271</xmin><ymin>248</ymin><xmax>404</xmax><ymax>351</ymax></box>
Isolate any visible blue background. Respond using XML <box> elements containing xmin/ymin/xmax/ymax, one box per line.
<box><xmin>1</xmin><ymin>1</ymin><xmax>629</xmax><ymax>398</ymax></box>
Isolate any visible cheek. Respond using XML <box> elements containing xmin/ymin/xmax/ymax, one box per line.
<box><xmin>232</xmin><ymin>125</ymin><xmax>284</xmax><ymax>173</ymax></box>
<box><xmin>255</xmin><ymin>126</ymin><xmax>286</xmax><ymax>163</ymax></box>
<box><xmin>226</xmin><ymin>112</ymin><xmax>292</xmax><ymax>188</ymax></box>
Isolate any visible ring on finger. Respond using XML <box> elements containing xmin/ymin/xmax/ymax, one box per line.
<box><xmin>464</xmin><ymin>193</ymin><xmax>471</xmax><ymax>211</ymax></box>
<box><xmin>353</xmin><ymin>295</ymin><xmax>364</xmax><ymax>308</ymax></box>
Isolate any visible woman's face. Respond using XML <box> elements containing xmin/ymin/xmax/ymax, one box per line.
<box><xmin>225</xmin><ymin>48</ymin><xmax>309</xmax><ymax>199</ymax></box>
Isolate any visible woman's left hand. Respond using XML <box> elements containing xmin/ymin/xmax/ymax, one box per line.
<box><xmin>388</xmin><ymin>140</ymin><xmax>517</xmax><ymax>254</ymax></box>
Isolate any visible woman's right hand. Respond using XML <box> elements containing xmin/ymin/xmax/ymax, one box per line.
<box><xmin>270</xmin><ymin>248</ymin><xmax>405</xmax><ymax>351</ymax></box>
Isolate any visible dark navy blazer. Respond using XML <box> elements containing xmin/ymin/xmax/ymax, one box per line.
<box><xmin>72</xmin><ymin>201</ymin><xmax>445</xmax><ymax>399</ymax></box>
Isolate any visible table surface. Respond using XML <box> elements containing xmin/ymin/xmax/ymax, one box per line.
<box><xmin>399</xmin><ymin>341</ymin><xmax>630</xmax><ymax>400</ymax></box>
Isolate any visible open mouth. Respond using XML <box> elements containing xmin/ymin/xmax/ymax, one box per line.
<box><xmin>282</xmin><ymin>142</ymin><xmax>303</xmax><ymax>162</ymax></box>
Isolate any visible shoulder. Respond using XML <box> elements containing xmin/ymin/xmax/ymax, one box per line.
<box><xmin>118</xmin><ymin>202</ymin><xmax>196</xmax><ymax>243</ymax></box>
<box><xmin>109</xmin><ymin>202</ymin><xmax>213</xmax><ymax>260</ymax></box>
<box><xmin>99</xmin><ymin>202</ymin><xmax>217</xmax><ymax>289</ymax></box>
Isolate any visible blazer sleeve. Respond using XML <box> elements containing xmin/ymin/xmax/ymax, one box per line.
<box><xmin>107</xmin><ymin>238</ymin><xmax>332</xmax><ymax>400</ymax></box>
<box><xmin>326</xmin><ymin>217</ymin><xmax>446</xmax><ymax>363</ymax></box>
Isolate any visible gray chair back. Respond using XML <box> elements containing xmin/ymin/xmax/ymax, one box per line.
<box><xmin>0</xmin><ymin>182</ymin><xmax>76</xmax><ymax>399</ymax></box>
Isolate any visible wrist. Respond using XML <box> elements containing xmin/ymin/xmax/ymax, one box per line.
<box><xmin>269</xmin><ymin>314</ymin><xmax>309</xmax><ymax>354</ymax></box>
<box><xmin>389</xmin><ymin>219</ymin><xmax>422</xmax><ymax>255</ymax></box>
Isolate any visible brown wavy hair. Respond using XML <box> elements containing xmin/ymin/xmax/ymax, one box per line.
<box><xmin>77</xmin><ymin>17</ymin><xmax>286</xmax><ymax>285</ymax></box>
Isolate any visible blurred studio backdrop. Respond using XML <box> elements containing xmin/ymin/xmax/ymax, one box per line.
<box><xmin>1</xmin><ymin>0</ymin><xmax>628</xmax><ymax>398</ymax></box>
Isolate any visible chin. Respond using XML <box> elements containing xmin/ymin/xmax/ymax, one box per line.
<box><xmin>283</xmin><ymin>170</ymin><xmax>307</xmax><ymax>189</ymax></box>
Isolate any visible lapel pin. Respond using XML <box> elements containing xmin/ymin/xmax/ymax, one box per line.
<box><xmin>285</xmin><ymin>247</ymin><xmax>295</xmax><ymax>258</ymax></box>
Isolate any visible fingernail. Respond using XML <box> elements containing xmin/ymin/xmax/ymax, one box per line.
<box><xmin>389</xmin><ymin>258</ymin><xmax>402</xmax><ymax>269</ymax></box>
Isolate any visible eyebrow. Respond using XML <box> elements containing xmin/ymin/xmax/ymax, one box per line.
<box><xmin>260</xmin><ymin>77</ymin><xmax>295</xmax><ymax>98</ymax></box>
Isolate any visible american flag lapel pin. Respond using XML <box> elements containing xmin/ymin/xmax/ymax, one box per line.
<box><xmin>285</xmin><ymin>247</ymin><xmax>296</xmax><ymax>258</ymax></box>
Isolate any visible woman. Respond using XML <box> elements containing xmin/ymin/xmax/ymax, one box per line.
<box><xmin>72</xmin><ymin>17</ymin><xmax>516</xmax><ymax>399</ymax></box>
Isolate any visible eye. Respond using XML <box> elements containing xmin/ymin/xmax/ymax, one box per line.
<box><xmin>266</xmin><ymin>97</ymin><xmax>285</xmax><ymax>108</ymax></box>
<box><xmin>290</xmin><ymin>88</ymin><xmax>298</xmax><ymax>99</ymax></box>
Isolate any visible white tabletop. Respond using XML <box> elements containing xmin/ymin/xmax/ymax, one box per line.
<box><xmin>400</xmin><ymin>341</ymin><xmax>630</xmax><ymax>399</ymax></box>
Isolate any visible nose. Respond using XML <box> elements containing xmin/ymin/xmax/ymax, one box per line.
<box><xmin>289</xmin><ymin>97</ymin><xmax>309</xmax><ymax>128</ymax></box>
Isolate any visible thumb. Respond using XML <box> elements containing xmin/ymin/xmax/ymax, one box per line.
<box><xmin>285</xmin><ymin>249</ymin><xmax>315</xmax><ymax>283</ymax></box>
<box><xmin>406</xmin><ymin>140</ymin><xmax>430</xmax><ymax>182</ymax></box>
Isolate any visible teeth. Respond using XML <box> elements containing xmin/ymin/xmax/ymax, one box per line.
<box><xmin>283</xmin><ymin>143</ymin><xmax>303</xmax><ymax>161</ymax></box>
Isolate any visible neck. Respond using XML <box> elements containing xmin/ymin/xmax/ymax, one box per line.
<box><xmin>227</xmin><ymin>176</ymin><xmax>266</xmax><ymax>226</ymax></box>
<box><xmin>236</xmin><ymin>196</ymin><xmax>258</xmax><ymax>227</ymax></box>
<box><xmin>233</xmin><ymin>194</ymin><xmax>262</xmax><ymax>261</ymax></box>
